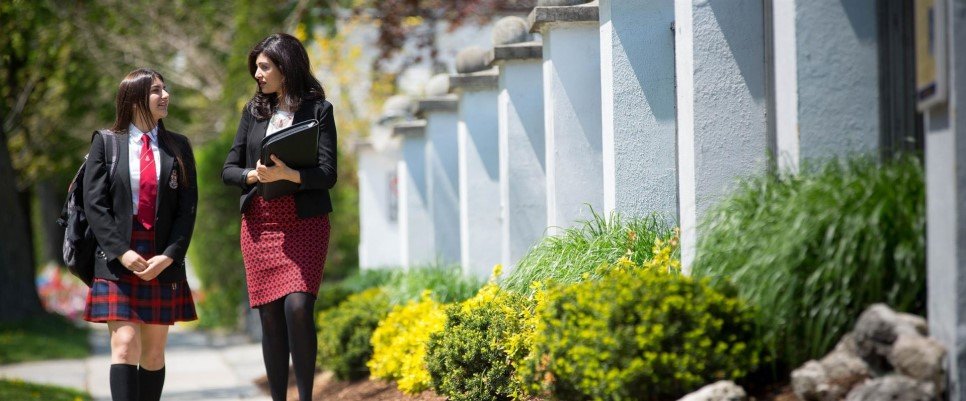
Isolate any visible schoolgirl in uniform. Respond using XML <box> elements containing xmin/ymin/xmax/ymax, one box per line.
<box><xmin>83</xmin><ymin>68</ymin><xmax>198</xmax><ymax>401</ymax></box>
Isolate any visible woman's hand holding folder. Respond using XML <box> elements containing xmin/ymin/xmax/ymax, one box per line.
<box><xmin>255</xmin><ymin>154</ymin><xmax>302</xmax><ymax>184</ymax></box>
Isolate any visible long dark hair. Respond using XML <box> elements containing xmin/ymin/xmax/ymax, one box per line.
<box><xmin>110</xmin><ymin>68</ymin><xmax>192</xmax><ymax>188</ymax></box>
<box><xmin>247</xmin><ymin>33</ymin><xmax>325</xmax><ymax>120</ymax></box>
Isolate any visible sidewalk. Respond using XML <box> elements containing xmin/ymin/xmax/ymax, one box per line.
<box><xmin>0</xmin><ymin>324</ymin><xmax>271</xmax><ymax>401</ymax></box>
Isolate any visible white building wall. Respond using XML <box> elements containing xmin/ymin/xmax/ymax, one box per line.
<box><xmin>458</xmin><ymin>89</ymin><xmax>503</xmax><ymax>278</ymax></box>
<box><xmin>542</xmin><ymin>22</ymin><xmax>604</xmax><ymax>233</ymax></box>
<box><xmin>425</xmin><ymin>111</ymin><xmax>462</xmax><ymax>265</ymax></box>
<box><xmin>357</xmin><ymin>146</ymin><xmax>401</xmax><ymax>269</ymax></box>
<box><xmin>498</xmin><ymin>59</ymin><xmax>546</xmax><ymax>269</ymax></box>
<box><xmin>600</xmin><ymin>0</ymin><xmax>677</xmax><ymax>219</ymax></box>
<box><xmin>397</xmin><ymin>133</ymin><xmax>436</xmax><ymax>268</ymax></box>
<box><xmin>676</xmin><ymin>0</ymin><xmax>769</xmax><ymax>269</ymax></box>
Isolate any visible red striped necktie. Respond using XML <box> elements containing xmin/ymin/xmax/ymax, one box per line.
<box><xmin>138</xmin><ymin>134</ymin><xmax>157</xmax><ymax>230</ymax></box>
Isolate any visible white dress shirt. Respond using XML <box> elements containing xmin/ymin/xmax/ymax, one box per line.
<box><xmin>266</xmin><ymin>109</ymin><xmax>295</xmax><ymax>136</ymax></box>
<box><xmin>129</xmin><ymin>124</ymin><xmax>161</xmax><ymax>215</ymax></box>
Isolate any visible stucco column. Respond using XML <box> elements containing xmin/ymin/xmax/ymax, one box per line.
<box><xmin>769</xmin><ymin>0</ymin><xmax>881</xmax><ymax>173</ymax></box>
<box><xmin>393</xmin><ymin>120</ymin><xmax>435</xmax><ymax>269</ymax></box>
<box><xmin>925</xmin><ymin>1</ymin><xmax>966</xmax><ymax>398</ymax></box>
<box><xmin>487</xmin><ymin>16</ymin><xmax>547</xmax><ymax>270</ymax></box>
<box><xmin>599</xmin><ymin>0</ymin><xmax>677</xmax><ymax>219</ymax></box>
<box><xmin>529</xmin><ymin>0</ymin><xmax>603</xmax><ymax>234</ymax></box>
<box><xmin>452</xmin><ymin>47</ymin><xmax>502</xmax><ymax>278</ymax></box>
<box><xmin>416</xmin><ymin>75</ymin><xmax>462</xmax><ymax>266</ymax></box>
<box><xmin>674</xmin><ymin>0</ymin><xmax>769</xmax><ymax>270</ymax></box>
<box><xmin>355</xmin><ymin>138</ymin><xmax>401</xmax><ymax>269</ymax></box>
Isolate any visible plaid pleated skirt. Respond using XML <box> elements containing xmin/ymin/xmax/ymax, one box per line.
<box><xmin>83</xmin><ymin>217</ymin><xmax>197</xmax><ymax>325</ymax></box>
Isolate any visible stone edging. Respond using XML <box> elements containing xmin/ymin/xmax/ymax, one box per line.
<box><xmin>528</xmin><ymin>1</ymin><xmax>600</xmax><ymax>33</ymax></box>
<box><xmin>487</xmin><ymin>41</ymin><xmax>543</xmax><ymax>66</ymax></box>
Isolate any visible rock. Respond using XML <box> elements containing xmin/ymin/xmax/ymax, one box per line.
<box><xmin>792</xmin><ymin>351</ymin><xmax>869</xmax><ymax>401</ymax></box>
<box><xmin>833</xmin><ymin>332</ymin><xmax>859</xmax><ymax>355</ymax></box>
<box><xmin>537</xmin><ymin>0</ymin><xmax>593</xmax><ymax>6</ymax></box>
<box><xmin>894</xmin><ymin>313</ymin><xmax>929</xmax><ymax>337</ymax></box>
<box><xmin>455</xmin><ymin>46</ymin><xmax>489</xmax><ymax>74</ymax></box>
<box><xmin>492</xmin><ymin>16</ymin><xmax>530</xmax><ymax>46</ymax></box>
<box><xmin>378</xmin><ymin>95</ymin><xmax>412</xmax><ymax>124</ymax></box>
<box><xmin>791</xmin><ymin>360</ymin><xmax>826</xmax><ymax>401</ymax></box>
<box><xmin>844</xmin><ymin>375</ymin><xmax>934</xmax><ymax>401</ymax></box>
<box><xmin>677</xmin><ymin>381</ymin><xmax>746</xmax><ymax>401</ymax></box>
<box><xmin>425</xmin><ymin>74</ymin><xmax>450</xmax><ymax>96</ymax></box>
<box><xmin>853</xmin><ymin>304</ymin><xmax>900</xmax><ymax>362</ymax></box>
<box><xmin>888</xmin><ymin>333</ymin><xmax>946</xmax><ymax>392</ymax></box>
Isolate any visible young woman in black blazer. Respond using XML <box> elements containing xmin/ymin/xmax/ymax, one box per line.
<box><xmin>222</xmin><ymin>33</ymin><xmax>337</xmax><ymax>401</ymax></box>
<box><xmin>83</xmin><ymin>68</ymin><xmax>198</xmax><ymax>401</ymax></box>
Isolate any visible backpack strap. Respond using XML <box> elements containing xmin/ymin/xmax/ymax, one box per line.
<box><xmin>92</xmin><ymin>130</ymin><xmax>119</xmax><ymax>181</ymax></box>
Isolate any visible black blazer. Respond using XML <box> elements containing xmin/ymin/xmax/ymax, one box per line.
<box><xmin>222</xmin><ymin>98</ymin><xmax>338</xmax><ymax>217</ymax></box>
<box><xmin>83</xmin><ymin>128</ymin><xmax>198</xmax><ymax>283</ymax></box>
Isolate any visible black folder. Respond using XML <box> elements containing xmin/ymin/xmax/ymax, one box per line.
<box><xmin>257</xmin><ymin>119</ymin><xmax>320</xmax><ymax>200</ymax></box>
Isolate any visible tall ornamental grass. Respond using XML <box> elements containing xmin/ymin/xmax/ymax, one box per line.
<box><xmin>692</xmin><ymin>156</ymin><xmax>926</xmax><ymax>369</ymax></box>
<box><xmin>500</xmin><ymin>210</ymin><xmax>674</xmax><ymax>296</ymax></box>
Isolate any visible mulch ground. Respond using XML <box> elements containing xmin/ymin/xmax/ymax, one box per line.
<box><xmin>256</xmin><ymin>371</ymin><xmax>446</xmax><ymax>401</ymax></box>
<box><xmin>257</xmin><ymin>371</ymin><xmax>799</xmax><ymax>401</ymax></box>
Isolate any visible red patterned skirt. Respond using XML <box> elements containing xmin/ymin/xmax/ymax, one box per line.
<box><xmin>241</xmin><ymin>194</ymin><xmax>330</xmax><ymax>308</ymax></box>
<box><xmin>84</xmin><ymin>218</ymin><xmax>197</xmax><ymax>325</ymax></box>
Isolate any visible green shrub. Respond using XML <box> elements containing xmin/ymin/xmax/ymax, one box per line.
<box><xmin>520</xmin><ymin>266</ymin><xmax>761</xmax><ymax>400</ymax></box>
<box><xmin>426</xmin><ymin>284</ymin><xmax>529</xmax><ymax>401</ymax></box>
<box><xmin>316</xmin><ymin>287</ymin><xmax>392</xmax><ymax>380</ymax></box>
<box><xmin>500</xmin><ymin>210</ymin><xmax>673</xmax><ymax>296</ymax></box>
<box><xmin>692</xmin><ymin>156</ymin><xmax>926</xmax><ymax>369</ymax></box>
<box><xmin>315</xmin><ymin>269</ymin><xmax>396</xmax><ymax>314</ymax></box>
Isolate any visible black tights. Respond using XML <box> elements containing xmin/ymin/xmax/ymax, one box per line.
<box><xmin>259</xmin><ymin>292</ymin><xmax>317</xmax><ymax>401</ymax></box>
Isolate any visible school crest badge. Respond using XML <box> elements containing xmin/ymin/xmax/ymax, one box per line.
<box><xmin>169</xmin><ymin>170</ymin><xmax>179</xmax><ymax>189</ymax></box>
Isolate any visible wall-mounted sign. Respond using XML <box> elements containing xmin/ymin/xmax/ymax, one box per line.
<box><xmin>915</xmin><ymin>0</ymin><xmax>947</xmax><ymax>111</ymax></box>
<box><xmin>388</xmin><ymin>171</ymin><xmax>398</xmax><ymax>223</ymax></box>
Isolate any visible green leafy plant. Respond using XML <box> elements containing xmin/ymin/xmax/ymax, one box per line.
<box><xmin>500</xmin><ymin>210</ymin><xmax>673</xmax><ymax>296</ymax></box>
<box><xmin>316</xmin><ymin>287</ymin><xmax>392</xmax><ymax>380</ymax></box>
<box><xmin>692</xmin><ymin>156</ymin><xmax>926</xmax><ymax>369</ymax></box>
<box><xmin>520</xmin><ymin>266</ymin><xmax>761</xmax><ymax>400</ymax></box>
<box><xmin>315</xmin><ymin>268</ymin><xmax>396</xmax><ymax>314</ymax></box>
<box><xmin>426</xmin><ymin>283</ymin><xmax>529</xmax><ymax>401</ymax></box>
<box><xmin>382</xmin><ymin>265</ymin><xmax>484</xmax><ymax>305</ymax></box>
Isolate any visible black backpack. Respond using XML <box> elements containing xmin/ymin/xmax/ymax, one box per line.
<box><xmin>57</xmin><ymin>130</ymin><xmax>119</xmax><ymax>287</ymax></box>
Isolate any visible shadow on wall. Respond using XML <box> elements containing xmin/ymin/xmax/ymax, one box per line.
<box><xmin>707</xmin><ymin>0</ymin><xmax>766</xmax><ymax>101</ymax></box>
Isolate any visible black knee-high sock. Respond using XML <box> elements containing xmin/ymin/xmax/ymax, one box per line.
<box><xmin>110</xmin><ymin>364</ymin><xmax>139</xmax><ymax>401</ymax></box>
<box><xmin>138</xmin><ymin>366</ymin><xmax>165</xmax><ymax>401</ymax></box>
<box><xmin>285</xmin><ymin>292</ymin><xmax>317</xmax><ymax>401</ymax></box>
<box><xmin>259</xmin><ymin>298</ymin><xmax>290</xmax><ymax>401</ymax></box>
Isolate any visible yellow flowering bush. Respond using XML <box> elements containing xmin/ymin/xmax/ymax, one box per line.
<box><xmin>519</xmin><ymin>264</ymin><xmax>761</xmax><ymax>400</ymax></box>
<box><xmin>368</xmin><ymin>291</ymin><xmax>447</xmax><ymax>394</ymax></box>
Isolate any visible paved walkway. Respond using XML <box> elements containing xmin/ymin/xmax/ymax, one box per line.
<box><xmin>0</xmin><ymin>324</ymin><xmax>271</xmax><ymax>401</ymax></box>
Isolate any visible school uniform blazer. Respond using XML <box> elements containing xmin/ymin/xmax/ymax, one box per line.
<box><xmin>222</xmin><ymin>98</ymin><xmax>338</xmax><ymax>218</ymax></box>
<box><xmin>83</xmin><ymin>128</ymin><xmax>198</xmax><ymax>283</ymax></box>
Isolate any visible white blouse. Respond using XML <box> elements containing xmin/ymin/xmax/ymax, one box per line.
<box><xmin>266</xmin><ymin>109</ymin><xmax>295</xmax><ymax>136</ymax></box>
<box><xmin>128</xmin><ymin>124</ymin><xmax>161</xmax><ymax>215</ymax></box>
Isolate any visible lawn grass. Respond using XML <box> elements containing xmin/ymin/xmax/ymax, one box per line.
<box><xmin>0</xmin><ymin>313</ymin><xmax>89</xmax><ymax>364</ymax></box>
<box><xmin>0</xmin><ymin>379</ymin><xmax>91</xmax><ymax>401</ymax></box>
